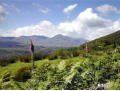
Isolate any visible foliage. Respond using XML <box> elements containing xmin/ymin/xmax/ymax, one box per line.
<box><xmin>0</xmin><ymin>50</ymin><xmax>120</xmax><ymax>90</ymax></box>
<box><xmin>110</xmin><ymin>74</ymin><xmax>120</xmax><ymax>90</ymax></box>
<box><xmin>0</xmin><ymin>53</ymin><xmax>44</xmax><ymax>66</ymax></box>
<box><xmin>13</xmin><ymin>66</ymin><xmax>31</xmax><ymax>82</ymax></box>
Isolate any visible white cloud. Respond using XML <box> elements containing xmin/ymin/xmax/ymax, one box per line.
<box><xmin>59</xmin><ymin>8</ymin><xmax>120</xmax><ymax>40</ymax></box>
<box><xmin>0</xmin><ymin>5</ymin><xmax>7</xmax><ymax>24</ymax></box>
<box><xmin>58</xmin><ymin>8</ymin><xmax>116</xmax><ymax>40</ymax></box>
<box><xmin>96</xmin><ymin>4</ymin><xmax>120</xmax><ymax>15</ymax></box>
<box><xmin>32</xmin><ymin>3</ymin><xmax>50</xmax><ymax>14</ymax></box>
<box><xmin>4</xmin><ymin>20</ymin><xmax>60</xmax><ymax>37</ymax></box>
<box><xmin>2</xmin><ymin>3</ymin><xmax>21</xmax><ymax>13</ymax></box>
<box><xmin>40</xmin><ymin>8</ymin><xmax>50</xmax><ymax>14</ymax></box>
<box><xmin>63</xmin><ymin>4</ymin><xmax>78</xmax><ymax>14</ymax></box>
<box><xmin>2</xmin><ymin>8</ymin><xmax>120</xmax><ymax>40</ymax></box>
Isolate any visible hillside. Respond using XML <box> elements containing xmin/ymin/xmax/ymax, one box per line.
<box><xmin>0</xmin><ymin>30</ymin><xmax>120</xmax><ymax>90</ymax></box>
<box><xmin>46</xmin><ymin>30</ymin><xmax>120</xmax><ymax>60</ymax></box>
<box><xmin>80</xmin><ymin>30</ymin><xmax>120</xmax><ymax>51</ymax></box>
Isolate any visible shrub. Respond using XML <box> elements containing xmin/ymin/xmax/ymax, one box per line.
<box><xmin>0</xmin><ymin>59</ymin><xmax>9</xmax><ymax>66</ymax></box>
<box><xmin>65</xmin><ymin>73</ymin><xmax>86</xmax><ymax>90</ymax></box>
<box><xmin>19</xmin><ymin>55</ymin><xmax>31</xmax><ymax>62</ymax></box>
<box><xmin>14</xmin><ymin>67</ymin><xmax>31</xmax><ymax>82</ymax></box>
<box><xmin>9</xmin><ymin>57</ymin><xmax>18</xmax><ymax>63</ymax></box>
<box><xmin>72</xmin><ymin>50</ymin><xmax>80</xmax><ymax>57</ymax></box>
<box><xmin>47</xmin><ymin>53</ymin><xmax>58</xmax><ymax>60</ymax></box>
<box><xmin>110</xmin><ymin>75</ymin><xmax>120</xmax><ymax>90</ymax></box>
<box><xmin>34</xmin><ymin>53</ymin><xmax>43</xmax><ymax>60</ymax></box>
<box><xmin>2</xmin><ymin>72</ymin><xmax>11</xmax><ymax>82</ymax></box>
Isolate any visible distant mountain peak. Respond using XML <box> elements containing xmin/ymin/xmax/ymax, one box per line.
<box><xmin>0</xmin><ymin>34</ymin><xmax>88</xmax><ymax>47</ymax></box>
<box><xmin>53</xmin><ymin>34</ymin><xmax>65</xmax><ymax>37</ymax></box>
<box><xmin>52</xmin><ymin>34</ymin><xmax>71</xmax><ymax>39</ymax></box>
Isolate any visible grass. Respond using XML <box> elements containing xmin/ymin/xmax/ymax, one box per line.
<box><xmin>0</xmin><ymin>52</ymin><xmax>119</xmax><ymax>90</ymax></box>
<box><xmin>0</xmin><ymin>56</ymin><xmax>83</xmax><ymax>79</ymax></box>
<box><xmin>0</xmin><ymin>61</ymin><xmax>31</xmax><ymax>79</ymax></box>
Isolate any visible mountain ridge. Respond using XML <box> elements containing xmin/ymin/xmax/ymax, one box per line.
<box><xmin>0</xmin><ymin>34</ymin><xmax>88</xmax><ymax>48</ymax></box>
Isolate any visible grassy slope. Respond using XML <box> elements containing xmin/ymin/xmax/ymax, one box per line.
<box><xmin>0</xmin><ymin>57</ymin><xmax>86</xmax><ymax>89</ymax></box>
<box><xmin>80</xmin><ymin>30</ymin><xmax>120</xmax><ymax>51</ymax></box>
<box><xmin>0</xmin><ymin>53</ymin><xmax>117</xmax><ymax>90</ymax></box>
<box><xmin>0</xmin><ymin>57</ymin><xmax>80</xmax><ymax>79</ymax></box>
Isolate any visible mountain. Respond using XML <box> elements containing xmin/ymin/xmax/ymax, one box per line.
<box><xmin>0</xmin><ymin>34</ymin><xmax>87</xmax><ymax>60</ymax></box>
<box><xmin>42</xmin><ymin>34</ymin><xmax>87</xmax><ymax>47</ymax></box>
<box><xmin>0</xmin><ymin>34</ymin><xmax>88</xmax><ymax>48</ymax></box>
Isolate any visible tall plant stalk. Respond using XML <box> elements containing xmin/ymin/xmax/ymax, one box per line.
<box><xmin>31</xmin><ymin>52</ymin><xmax>34</xmax><ymax>70</ymax></box>
<box><xmin>30</xmin><ymin>40</ymin><xmax>35</xmax><ymax>71</ymax></box>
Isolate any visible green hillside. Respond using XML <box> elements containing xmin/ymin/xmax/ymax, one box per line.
<box><xmin>0</xmin><ymin>30</ymin><xmax>120</xmax><ymax>90</ymax></box>
<box><xmin>81</xmin><ymin>30</ymin><xmax>120</xmax><ymax>51</ymax></box>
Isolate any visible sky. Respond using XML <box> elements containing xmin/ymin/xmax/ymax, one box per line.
<box><xmin>0</xmin><ymin>0</ymin><xmax>120</xmax><ymax>40</ymax></box>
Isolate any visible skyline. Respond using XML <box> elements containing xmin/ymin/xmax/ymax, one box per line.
<box><xmin>0</xmin><ymin>0</ymin><xmax>120</xmax><ymax>40</ymax></box>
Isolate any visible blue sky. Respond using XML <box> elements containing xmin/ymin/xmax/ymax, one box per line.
<box><xmin>0</xmin><ymin>0</ymin><xmax>120</xmax><ymax>40</ymax></box>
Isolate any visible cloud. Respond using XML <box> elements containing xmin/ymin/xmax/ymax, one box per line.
<box><xmin>32</xmin><ymin>3</ymin><xmax>40</xmax><ymax>7</ymax></box>
<box><xmin>40</xmin><ymin>8</ymin><xmax>50</xmax><ymax>14</ymax></box>
<box><xmin>63</xmin><ymin>4</ymin><xmax>78</xmax><ymax>14</ymax></box>
<box><xmin>32</xmin><ymin>3</ymin><xmax>50</xmax><ymax>14</ymax></box>
<box><xmin>2</xmin><ymin>3</ymin><xmax>21</xmax><ymax>13</ymax></box>
<box><xmin>63</xmin><ymin>4</ymin><xmax>78</xmax><ymax>19</ymax></box>
<box><xmin>3</xmin><ymin>8</ymin><xmax>120</xmax><ymax>40</ymax></box>
<box><xmin>4</xmin><ymin>20</ymin><xmax>59</xmax><ymax>37</ymax></box>
<box><xmin>58</xmin><ymin>8</ymin><xmax>116</xmax><ymax>40</ymax></box>
<box><xmin>96</xmin><ymin>4</ymin><xmax>120</xmax><ymax>15</ymax></box>
<box><xmin>0</xmin><ymin>5</ymin><xmax>7</xmax><ymax>24</ymax></box>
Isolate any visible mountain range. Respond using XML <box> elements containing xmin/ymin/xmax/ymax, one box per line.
<box><xmin>0</xmin><ymin>30</ymin><xmax>120</xmax><ymax>61</ymax></box>
<box><xmin>0</xmin><ymin>34</ymin><xmax>88</xmax><ymax>48</ymax></box>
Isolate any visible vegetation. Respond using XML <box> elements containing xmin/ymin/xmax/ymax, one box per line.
<box><xmin>0</xmin><ymin>30</ymin><xmax>120</xmax><ymax>90</ymax></box>
<box><xmin>0</xmin><ymin>46</ymin><xmax>58</xmax><ymax>61</ymax></box>
<box><xmin>0</xmin><ymin>53</ymin><xmax>46</xmax><ymax>66</ymax></box>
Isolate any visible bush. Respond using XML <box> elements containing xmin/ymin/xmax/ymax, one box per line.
<box><xmin>47</xmin><ymin>53</ymin><xmax>58</xmax><ymax>60</ymax></box>
<box><xmin>2</xmin><ymin>72</ymin><xmax>11</xmax><ymax>82</ymax></box>
<box><xmin>19</xmin><ymin>55</ymin><xmax>31</xmax><ymax>62</ymax></box>
<box><xmin>14</xmin><ymin>67</ymin><xmax>31</xmax><ymax>82</ymax></box>
<box><xmin>9</xmin><ymin>57</ymin><xmax>18</xmax><ymax>63</ymax></box>
<box><xmin>110</xmin><ymin>78</ymin><xmax>120</xmax><ymax>90</ymax></box>
<box><xmin>72</xmin><ymin>50</ymin><xmax>80</xmax><ymax>57</ymax></box>
<box><xmin>34</xmin><ymin>53</ymin><xmax>43</xmax><ymax>60</ymax></box>
<box><xmin>0</xmin><ymin>59</ymin><xmax>9</xmax><ymax>66</ymax></box>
